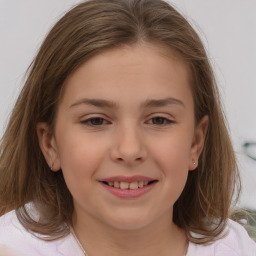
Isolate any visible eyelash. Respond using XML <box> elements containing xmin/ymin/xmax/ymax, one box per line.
<box><xmin>80</xmin><ymin>116</ymin><xmax>174</xmax><ymax>127</ymax></box>
<box><xmin>147</xmin><ymin>117</ymin><xmax>174</xmax><ymax>126</ymax></box>
<box><xmin>80</xmin><ymin>117</ymin><xmax>109</xmax><ymax>126</ymax></box>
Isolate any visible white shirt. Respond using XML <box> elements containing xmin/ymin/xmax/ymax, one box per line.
<box><xmin>0</xmin><ymin>210</ymin><xmax>255</xmax><ymax>256</ymax></box>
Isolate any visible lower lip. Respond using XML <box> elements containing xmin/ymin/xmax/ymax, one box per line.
<box><xmin>100</xmin><ymin>182</ymin><xmax>156</xmax><ymax>199</ymax></box>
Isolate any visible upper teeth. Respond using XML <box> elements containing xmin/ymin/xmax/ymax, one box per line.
<box><xmin>107</xmin><ymin>181</ymin><xmax>149</xmax><ymax>189</ymax></box>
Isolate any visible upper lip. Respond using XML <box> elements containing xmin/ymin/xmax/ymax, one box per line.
<box><xmin>98</xmin><ymin>175</ymin><xmax>156</xmax><ymax>183</ymax></box>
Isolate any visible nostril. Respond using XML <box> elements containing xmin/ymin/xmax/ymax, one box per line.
<box><xmin>116</xmin><ymin>157</ymin><xmax>143</xmax><ymax>162</ymax></box>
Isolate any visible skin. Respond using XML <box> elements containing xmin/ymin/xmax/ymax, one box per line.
<box><xmin>37</xmin><ymin>43</ymin><xmax>208</xmax><ymax>256</ymax></box>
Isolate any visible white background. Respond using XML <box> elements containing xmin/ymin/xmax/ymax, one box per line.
<box><xmin>0</xmin><ymin>0</ymin><xmax>255</xmax><ymax>209</ymax></box>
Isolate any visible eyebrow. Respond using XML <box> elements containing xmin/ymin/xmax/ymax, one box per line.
<box><xmin>70</xmin><ymin>98</ymin><xmax>118</xmax><ymax>109</ymax></box>
<box><xmin>141</xmin><ymin>98</ymin><xmax>185</xmax><ymax>108</ymax></box>
<box><xmin>69</xmin><ymin>97</ymin><xmax>185</xmax><ymax>109</ymax></box>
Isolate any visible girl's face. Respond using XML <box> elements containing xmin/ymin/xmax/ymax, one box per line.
<box><xmin>38</xmin><ymin>44</ymin><xmax>207</xmax><ymax>230</ymax></box>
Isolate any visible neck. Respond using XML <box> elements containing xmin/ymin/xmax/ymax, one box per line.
<box><xmin>72</xmin><ymin>210</ymin><xmax>187</xmax><ymax>256</ymax></box>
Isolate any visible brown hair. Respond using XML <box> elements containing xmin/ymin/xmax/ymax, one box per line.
<box><xmin>0</xmin><ymin>0</ymin><xmax>240</xmax><ymax>243</ymax></box>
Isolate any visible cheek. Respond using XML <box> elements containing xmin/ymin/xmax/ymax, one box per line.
<box><xmin>150</xmin><ymin>135</ymin><xmax>192</xmax><ymax>173</ymax></box>
<box><xmin>56</xmin><ymin>136</ymin><xmax>107</xmax><ymax>187</ymax></box>
<box><xmin>156</xmin><ymin>146</ymin><xmax>189</xmax><ymax>187</ymax></box>
<box><xmin>148</xmin><ymin>135</ymin><xmax>192</xmax><ymax>198</ymax></box>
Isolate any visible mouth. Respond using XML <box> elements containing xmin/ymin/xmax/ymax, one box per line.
<box><xmin>99</xmin><ymin>176</ymin><xmax>158</xmax><ymax>198</ymax></box>
<box><xmin>100</xmin><ymin>180</ymin><xmax>158</xmax><ymax>190</ymax></box>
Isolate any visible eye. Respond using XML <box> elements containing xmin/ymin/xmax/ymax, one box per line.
<box><xmin>147</xmin><ymin>116</ymin><xmax>174</xmax><ymax>126</ymax></box>
<box><xmin>80</xmin><ymin>117</ymin><xmax>109</xmax><ymax>126</ymax></box>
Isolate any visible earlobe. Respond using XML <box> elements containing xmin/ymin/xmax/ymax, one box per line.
<box><xmin>36</xmin><ymin>122</ymin><xmax>61</xmax><ymax>172</ymax></box>
<box><xmin>189</xmin><ymin>115</ymin><xmax>209</xmax><ymax>170</ymax></box>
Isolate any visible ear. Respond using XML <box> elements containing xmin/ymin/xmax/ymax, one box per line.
<box><xmin>36</xmin><ymin>122</ymin><xmax>61</xmax><ymax>172</ymax></box>
<box><xmin>189</xmin><ymin>115</ymin><xmax>209</xmax><ymax>170</ymax></box>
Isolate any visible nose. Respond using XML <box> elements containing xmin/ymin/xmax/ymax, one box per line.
<box><xmin>110</xmin><ymin>124</ymin><xmax>147</xmax><ymax>166</ymax></box>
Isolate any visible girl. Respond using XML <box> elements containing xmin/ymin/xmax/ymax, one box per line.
<box><xmin>0</xmin><ymin>0</ymin><xmax>255</xmax><ymax>255</ymax></box>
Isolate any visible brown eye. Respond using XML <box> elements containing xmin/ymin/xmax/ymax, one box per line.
<box><xmin>81</xmin><ymin>118</ymin><xmax>107</xmax><ymax>126</ymax></box>
<box><xmin>150</xmin><ymin>117</ymin><xmax>172</xmax><ymax>125</ymax></box>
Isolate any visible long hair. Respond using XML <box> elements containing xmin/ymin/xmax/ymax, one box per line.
<box><xmin>0</xmin><ymin>0</ymin><xmax>240</xmax><ymax>243</ymax></box>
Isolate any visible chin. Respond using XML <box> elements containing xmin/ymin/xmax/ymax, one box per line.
<box><xmin>101</xmin><ymin>209</ymin><xmax>155</xmax><ymax>231</ymax></box>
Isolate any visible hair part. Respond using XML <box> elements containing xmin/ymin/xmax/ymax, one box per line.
<box><xmin>0</xmin><ymin>0</ymin><xmax>240</xmax><ymax>243</ymax></box>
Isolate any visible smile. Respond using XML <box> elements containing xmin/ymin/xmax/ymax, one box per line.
<box><xmin>99</xmin><ymin>176</ymin><xmax>158</xmax><ymax>198</ymax></box>
<box><xmin>102</xmin><ymin>180</ymin><xmax>154</xmax><ymax>190</ymax></box>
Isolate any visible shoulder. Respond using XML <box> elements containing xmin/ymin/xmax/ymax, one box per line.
<box><xmin>218</xmin><ymin>220</ymin><xmax>256</xmax><ymax>255</ymax></box>
<box><xmin>0</xmin><ymin>210</ymin><xmax>83</xmax><ymax>256</ymax></box>
<box><xmin>187</xmin><ymin>219</ymin><xmax>256</xmax><ymax>256</ymax></box>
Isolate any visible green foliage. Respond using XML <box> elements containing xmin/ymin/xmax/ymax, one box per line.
<box><xmin>231</xmin><ymin>209</ymin><xmax>256</xmax><ymax>241</ymax></box>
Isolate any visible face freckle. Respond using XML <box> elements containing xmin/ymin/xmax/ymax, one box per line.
<box><xmin>44</xmin><ymin>43</ymin><xmax>206</xmax><ymax>231</ymax></box>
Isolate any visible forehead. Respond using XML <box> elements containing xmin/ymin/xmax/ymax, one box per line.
<box><xmin>60</xmin><ymin>43</ymin><xmax>193</xmax><ymax>109</ymax></box>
